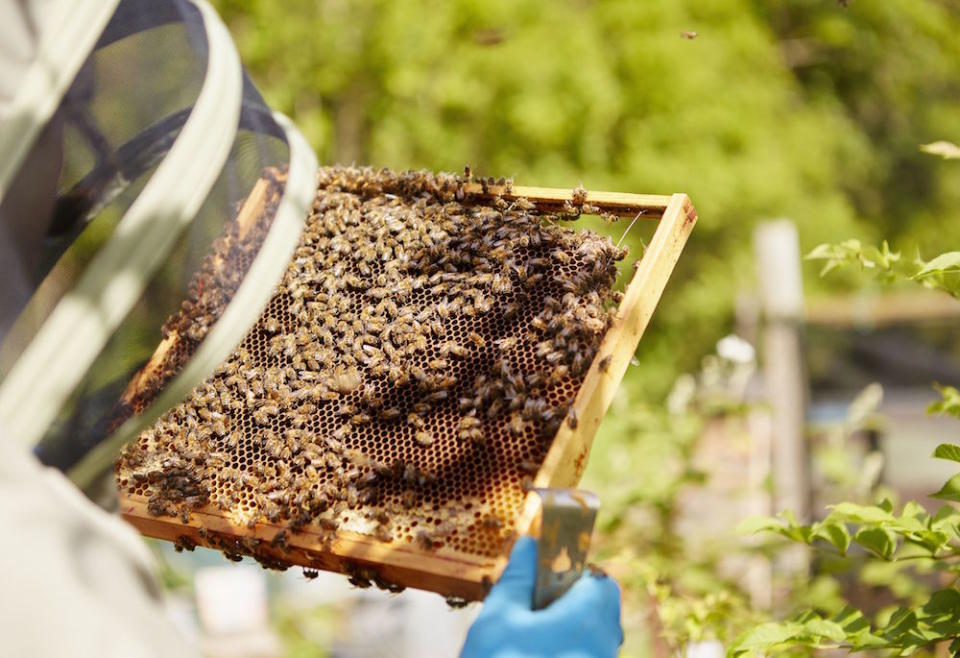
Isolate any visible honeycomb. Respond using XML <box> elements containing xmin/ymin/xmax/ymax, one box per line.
<box><xmin>117</xmin><ymin>166</ymin><xmax>626</xmax><ymax>571</ymax></box>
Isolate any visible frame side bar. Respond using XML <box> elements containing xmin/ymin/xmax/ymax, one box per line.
<box><xmin>508</xmin><ymin>193</ymin><xmax>697</xmax><ymax>558</ymax></box>
<box><xmin>536</xmin><ymin>192</ymin><xmax>696</xmax><ymax>486</ymax></box>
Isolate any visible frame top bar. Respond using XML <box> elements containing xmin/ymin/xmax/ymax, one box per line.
<box><xmin>462</xmin><ymin>183</ymin><xmax>673</xmax><ymax>219</ymax></box>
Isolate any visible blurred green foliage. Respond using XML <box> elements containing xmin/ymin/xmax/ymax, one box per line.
<box><xmin>205</xmin><ymin>2</ymin><xmax>960</xmax><ymax>655</ymax></box>
<box><xmin>213</xmin><ymin>0</ymin><xmax>960</xmax><ymax>400</ymax></box>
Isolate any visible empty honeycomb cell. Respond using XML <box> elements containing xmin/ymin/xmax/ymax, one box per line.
<box><xmin>116</xmin><ymin>166</ymin><xmax>627</xmax><ymax>567</ymax></box>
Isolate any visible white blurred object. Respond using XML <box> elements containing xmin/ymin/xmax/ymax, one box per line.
<box><xmin>667</xmin><ymin>373</ymin><xmax>697</xmax><ymax>415</ymax></box>
<box><xmin>195</xmin><ymin>566</ymin><xmax>269</xmax><ymax>635</ymax></box>
<box><xmin>717</xmin><ymin>334</ymin><xmax>756</xmax><ymax>365</ymax></box>
<box><xmin>686</xmin><ymin>639</ymin><xmax>725</xmax><ymax>658</ymax></box>
<box><xmin>403</xmin><ymin>589</ymin><xmax>478</xmax><ymax>658</ymax></box>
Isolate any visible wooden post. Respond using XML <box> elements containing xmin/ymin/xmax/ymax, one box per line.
<box><xmin>754</xmin><ymin>221</ymin><xmax>810</xmax><ymax>525</ymax></box>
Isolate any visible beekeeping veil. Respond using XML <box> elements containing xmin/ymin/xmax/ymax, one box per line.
<box><xmin>0</xmin><ymin>0</ymin><xmax>318</xmax><ymax>489</ymax></box>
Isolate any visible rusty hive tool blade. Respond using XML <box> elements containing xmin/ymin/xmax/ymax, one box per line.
<box><xmin>531</xmin><ymin>487</ymin><xmax>600</xmax><ymax>610</ymax></box>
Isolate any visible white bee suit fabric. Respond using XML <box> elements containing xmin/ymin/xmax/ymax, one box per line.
<box><xmin>0</xmin><ymin>429</ymin><xmax>199</xmax><ymax>657</ymax></box>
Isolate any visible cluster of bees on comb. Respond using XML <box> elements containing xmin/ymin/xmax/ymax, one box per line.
<box><xmin>117</xmin><ymin>166</ymin><xmax>628</xmax><ymax>589</ymax></box>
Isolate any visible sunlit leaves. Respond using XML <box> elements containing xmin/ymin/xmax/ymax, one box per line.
<box><xmin>853</xmin><ymin>527</ymin><xmax>897</xmax><ymax>560</ymax></box>
<box><xmin>728</xmin><ymin>594</ymin><xmax>960</xmax><ymax>657</ymax></box>
<box><xmin>807</xmin><ymin>240</ymin><xmax>960</xmax><ymax>298</ymax></box>
<box><xmin>932</xmin><ymin>442</ymin><xmax>960</xmax><ymax>462</ymax></box>
<box><xmin>930</xmin><ymin>387</ymin><xmax>960</xmax><ymax>422</ymax></box>
<box><xmin>930</xmin><ymin>474</ymin><xmax>960</xmax><ymax>503</ymax></box>
<box><xmin>920</xmin><ymin>141</ymin><xmax>960</xmax><ymax>160</ymax></box>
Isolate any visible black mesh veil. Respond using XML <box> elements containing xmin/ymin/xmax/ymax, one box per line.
<box><xmin>0</xmin><ymin>0</ymin><xmax>318</xmax><ymax>484</ymax></box>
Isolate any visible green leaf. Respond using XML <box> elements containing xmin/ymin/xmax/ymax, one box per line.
<box><xmin>882</xmin><ymin>607</ymin><xmax>918</xmax><ymax>636</ymax></box>
<box><xmin>805</xmin><ymin>242</ymin><xmax>842</xmax><ymax>260</ymax></box>
<box><xmin>921</xmin><ymin>588</ymin><xmax>960</xmax><ymax>615</ymax></box>
<box><xmin>933</xmin><ymin>443</ymin><xmax>960</xmax><ymax>463</ymax></box>
<box><xmin>802</xmin><ymin>617</ymin><xmax>846</xmax><ymax>642</ymax></box>
<box><xmin>900</xmin><ymin>500</ymin><xmax>929</xmax><ymax>522</ymax></box>
<box><xmin>827</xmin><ymin>502</ymin><xmax>895</xmax><ymax>524</ymax></box>
<box><xmin>831</xmin><ymin>607</ymin><xmax>886</xmax><ymax>650</ymax></box>
<box><xmin>854</xmin><ymin>527</ymin><xmax>897</xmax><ymax>560</ymax></box>
<box><xmin>916</xmin><ymin>252</ymin><xmax>960</xmax><ymax>277</ymax></box>
<box><xmin>929</xmin><ymin>385</ymin><xmax>960</xmax><ymax>418</ymax></box>
<box><xmin>931</xmin><ymin>473</ymin><xmax>960</xmax><ymax>503</ymax></box>
<box><xmin>731</xmin><ymin>622</ymin><xmax>803</xmax><ymax>655</ymax></box>
<box><xmin>814</xmin><ymin>521</ymin><xmax>851</xmax><ymax>555</ymax></box>
<box><xmin>932</xmin><ymin>504</ymin><xmax>960</xmax><ymax>529</ymax></box>
<box><xmin>735</xmin><ymin>515</ymin><xmax>784</xmax><ymax>535</ymax></box>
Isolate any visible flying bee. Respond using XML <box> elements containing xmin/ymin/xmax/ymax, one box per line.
<box><xmin>567</xmin><ymin>407</ymin><xmax>578</xmax><ymax>429</ymax></box>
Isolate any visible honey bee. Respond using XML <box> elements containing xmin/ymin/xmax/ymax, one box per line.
<box><xmin>425</xmin><ymin>390</ymin><xmax>448</xmax><ymax>403</ymax></box>
<box><xmin>440</xmin><ymin>341</ymin><xmax>470</xmax><ymax>358</ymax></box>
<box><xmin>481</xmin><ymin>515</ymin><xmax>503</xmax><ymax>530</ymax></box>
<box><xmin>495</xmin><ymin>336</ymin><xmax>518</xmax><ymax>351</ymax></box>
<box><xmin>466</xmin><ymin>331</ymin><xmax>486</xmax><ymax>348</ymax></box>
<box><xmin>414</xmin><ymin>431</ymin><xmax>434</xmax><ymax>447</ymax></box>
<box><xmin>380</xmin><ymin>407</ymin><xmax>401</xmax><ymax>421</ymax></box>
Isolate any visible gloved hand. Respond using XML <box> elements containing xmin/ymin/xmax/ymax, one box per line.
<box><xmin>461</xmin><ymin>536</ymin><xmax>623</xmax><ymax>658</ymax></box>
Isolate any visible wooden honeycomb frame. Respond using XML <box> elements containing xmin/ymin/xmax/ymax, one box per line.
<box><xmin>117</xmin><ymin>182</ymin><xmax>697</xmax><ymax>600</ymax></box>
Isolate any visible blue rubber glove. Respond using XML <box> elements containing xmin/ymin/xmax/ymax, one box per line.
<box><xmin>461</xmin><ymin>537</ymin><xmax>623</xmax><ymax>658</ymax></box>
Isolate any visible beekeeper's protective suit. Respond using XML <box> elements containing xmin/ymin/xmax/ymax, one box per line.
<box><xmin>0</xmin><ymin>2</ymin><xmax>621</xmax><ymax>656</ymax></box>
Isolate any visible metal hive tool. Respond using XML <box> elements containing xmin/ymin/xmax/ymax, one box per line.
<box><xmin>115</xmin><ymin>166</ymin><xmax>696</xmax><ymax>600</ymax></box>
